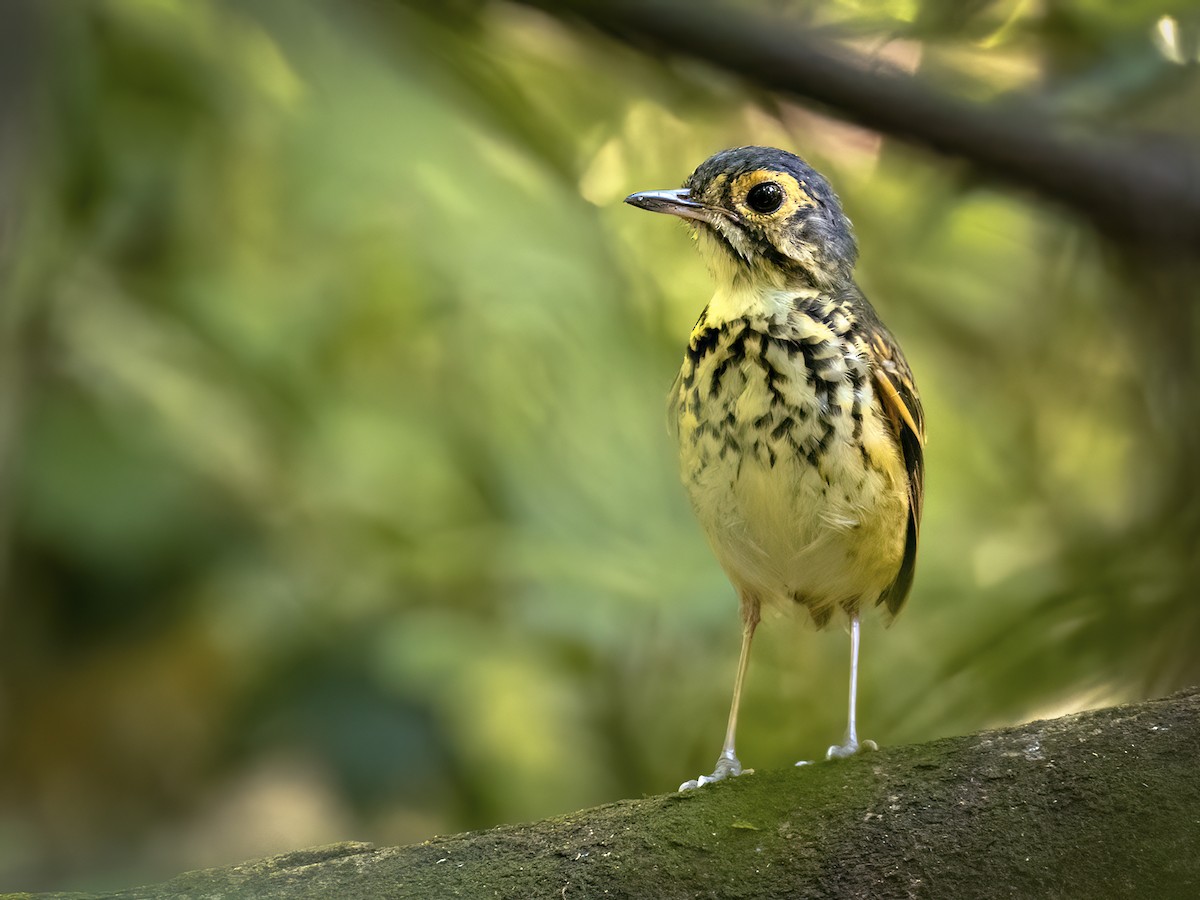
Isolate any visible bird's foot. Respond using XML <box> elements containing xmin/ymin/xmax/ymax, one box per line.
<box><xmin>825</xmin><ymin>738</ymin><xmax>878</xmax><ymax>760</ymax></box>
<box><xmin>679</xmin><ymin>753</ymin><xmax>752</xmax><ymax>791</ymax></box>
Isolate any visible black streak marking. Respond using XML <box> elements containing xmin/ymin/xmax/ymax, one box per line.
<box><xmin>687</xmin><ymin>327</ymin><xmax>721</xmax><ymax>365</ymax></box>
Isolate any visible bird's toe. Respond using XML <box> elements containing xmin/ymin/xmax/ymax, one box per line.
<box><xmin>825</xmin><ymin>738</ymin><xmax>878</xmax><ymax>760</ymax></box>
<box><xmin>679</xmin><ymin>753</ymin><xmax>749</xmax><ymax>791</ymax></box>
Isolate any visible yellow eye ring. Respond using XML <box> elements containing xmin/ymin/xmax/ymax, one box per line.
<box><xmin>746</xmin><ymin>181</ymin><xmax>785</xmax><ymax>214</ymax></box>
<box><xmin>732</xmin><ymin>169</ymin><xmax>815</xmax><ymax>219</ymax></box>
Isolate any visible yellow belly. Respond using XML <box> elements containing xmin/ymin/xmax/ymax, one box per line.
<box><xmin>682</xmin><ymin>431</ymin><xmax>908</xmax><ymax>625</ymax></box>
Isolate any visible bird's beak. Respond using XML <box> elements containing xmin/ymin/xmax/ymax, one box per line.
<box><xmin>624</xmin><ymin>188</ymin><xmax>724</xmax><ymax>224</ymax></box>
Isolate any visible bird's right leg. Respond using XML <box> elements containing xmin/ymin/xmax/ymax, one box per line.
<box><xmin>680</xmin><ymin>594</ymin><xmax>760</xmax><ymax>791</ymax></box>
<box><xmin>825</xmin><ymin>612</ymin><xmax>878</xmax><ymax>759</ymax></box>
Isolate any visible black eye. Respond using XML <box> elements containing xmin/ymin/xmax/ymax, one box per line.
<box><xmin>745</xmin><ymin>181</ymin><xmax>785</xmax><ymax>214</ymax></box>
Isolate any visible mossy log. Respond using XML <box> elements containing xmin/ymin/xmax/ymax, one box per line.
<box><xmin>9</xmin><ymin>688</ymin><xmax>1199</xmax><ymax>899</ymax></box>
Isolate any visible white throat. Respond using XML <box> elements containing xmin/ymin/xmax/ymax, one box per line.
<box><xmin>705</xmin><ymin>282</ymin><xmax>812</xmax><ymax>326</ymax></box>
<box><xmin>696</xmin><ymin>227</ymin><xmax>819</xmax><ymax>326</ymax></box>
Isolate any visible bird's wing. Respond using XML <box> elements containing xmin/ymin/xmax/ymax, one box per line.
<box><xmin>868</xmin><ymin>326</ymin><xmax>925</xmax><ymax>618</ymax></box>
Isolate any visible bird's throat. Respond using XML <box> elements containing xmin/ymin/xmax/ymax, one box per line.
<box><xmin>696</xmin><ymin>229</ymin><xmax>819</xmax><ymax>326</ymax></box>
<box><xmin>696</xmin><ymin>225</ymin><xmax>830</xmax><ymax>318</ymax></box>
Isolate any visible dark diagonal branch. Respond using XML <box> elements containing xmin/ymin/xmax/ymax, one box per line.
<box><xmin>518</xmin><ymin>0</ymin><xmax>1200</xmax><ymax>251</ymax></box>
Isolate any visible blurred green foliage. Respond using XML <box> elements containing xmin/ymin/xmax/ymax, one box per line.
<box><xmin>1</xmin><ymin>0</ymin><xmax>1198</xmax><ymax>891</ymax></box>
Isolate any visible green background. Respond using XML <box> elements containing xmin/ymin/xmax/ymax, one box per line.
<box><xmin>2</xmin><ymin>0</ymin><xmax>1198</xmax><ymax>892</ymax></box>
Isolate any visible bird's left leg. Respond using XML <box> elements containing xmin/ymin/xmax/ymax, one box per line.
<box><xmin>825</xmin><ymin>613</ymin><xmax>878</xmax><ymax>759</ymax></box>
<box><xmin>680</xmin><ymin>594</ymin><xmax>760</xmax><ymax>790</ymax></box>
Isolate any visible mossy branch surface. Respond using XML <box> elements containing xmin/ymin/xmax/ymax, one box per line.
<box><xmin>10</xmin><ymin>689</ymin><xmax>1199</xmax><ymax>900</ymax></box>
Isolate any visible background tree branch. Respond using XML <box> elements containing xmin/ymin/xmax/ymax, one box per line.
<box><xmin>17</xmin><ymin>688</ymin><xmax>1199</xmax><ymax>899</ymax></box>
<box><xmin>514</xmin><ymin>0</ymin><xmax>1200</xmax><ymax>251</ymax></box>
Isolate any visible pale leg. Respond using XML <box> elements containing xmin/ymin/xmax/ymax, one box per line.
<box><xmin>826</xmin><ymin>613</ymin><xmax>878</xmax><ymax>759</ymax></box>
<box><xmin>680</xmin><ymin>597</ymin><xmax>760</xmax><ymax>790</ymax></box>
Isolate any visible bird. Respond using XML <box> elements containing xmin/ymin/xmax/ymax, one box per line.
<box><xmin>625</xmin><ymin>146</ymin><xmax>925</xmax><ymax>791</ymax></box>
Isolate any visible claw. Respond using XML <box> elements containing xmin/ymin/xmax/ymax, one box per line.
<box><xmin>679</xmin><ymin>754</ymin><xmax>750</xmax><ymax>791</ymax></box>
<box><xmin>826</xmin><ymin>738</ymin><xmax>878</xmax><ymax>760</ymax></box>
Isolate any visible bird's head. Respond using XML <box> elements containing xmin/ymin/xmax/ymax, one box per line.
<box><xmin>626</xmin><ymin>146</ymin><xmax>857</xmax><ymax>292</ymax></box>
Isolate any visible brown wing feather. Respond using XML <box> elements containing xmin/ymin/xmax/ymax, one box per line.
<box><xmin>868</xmin><ymin>328</ymin><xmax>925</xmax><ymax>618</ymax></box>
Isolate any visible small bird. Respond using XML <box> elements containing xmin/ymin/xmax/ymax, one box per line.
<box><xmin>626</xmin><ymin>147</ymin><xmax>925</xmax><ymax>790</ymax></box>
